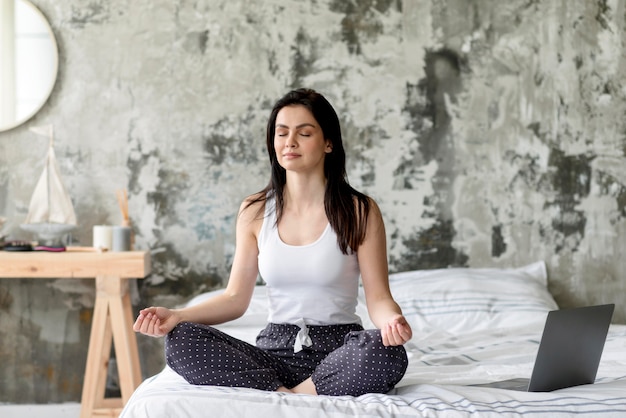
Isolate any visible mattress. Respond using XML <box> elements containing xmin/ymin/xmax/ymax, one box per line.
<box><xmin>120</xmin><ymin>262</ymin><xmax>626</xmax><ymax>417</ymax></box>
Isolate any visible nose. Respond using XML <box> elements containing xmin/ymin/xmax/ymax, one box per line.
<box><xmin>284</xmin><ymin>132</ymin><xmax>297</xmax><ymax>148</ymax></box>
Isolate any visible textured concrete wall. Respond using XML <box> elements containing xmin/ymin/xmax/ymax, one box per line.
<box><xmin>0</xmin><ymin>0</ymin><xmax>624</xmax><ymax>404</ymax></box>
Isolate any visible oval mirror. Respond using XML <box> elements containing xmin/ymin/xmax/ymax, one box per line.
<box><xmin>0</xmin><ymin>0</ymin><xmax>58</xmax><ymax>132</ymax></box>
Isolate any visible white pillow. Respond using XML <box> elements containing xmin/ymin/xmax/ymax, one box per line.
<box><xmin>389</xmin><ymin>261</ymin><xmax>558</xmax><ymax>335</ymax></box>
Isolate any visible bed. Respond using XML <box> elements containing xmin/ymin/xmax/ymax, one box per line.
<box><xmin>120</xmin><ymin>262</ymin><xmax>626</xmax><ymax>417</ymax></box>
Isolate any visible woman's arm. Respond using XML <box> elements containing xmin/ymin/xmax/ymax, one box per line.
<box><xmin>133</xmin><ymin>199</ymin><xmax>262</xmax><ymax>337</ymax></box>
<box><xmin>358</xmin><ymin>198</ymin><xmax>412</xmax><ymax>346</ymax></box>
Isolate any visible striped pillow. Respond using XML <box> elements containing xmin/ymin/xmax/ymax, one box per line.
<box><xmin>388</xmin><ymin>261</ymin><xmax>558</xmax><ymax>335</ymax></box>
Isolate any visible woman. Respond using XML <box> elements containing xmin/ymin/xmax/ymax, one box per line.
<box><xmin>134</xmin><ymin>88</ymin><xmax>412</xmax><ymax>396</ymax></box>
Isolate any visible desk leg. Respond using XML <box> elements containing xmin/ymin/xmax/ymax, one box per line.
<box><xmin>109</xmin><ymin>280</ymin><xmax>142</xmax><ymax>402</ymax></box>
<box><xmin>80</xmin><ymin>276</ymin><xmax>142</xmax><ymax>418</ymax></box>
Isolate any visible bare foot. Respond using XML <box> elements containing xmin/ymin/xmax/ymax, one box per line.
<box><xmin>289</xmin><ymin>377</ymin><xmax>317</xmax><ymax>395</ymax></box>
<box><xmin>276</xmin><ymin>386</ymin><xmax>293</xmax><ymax>393</ymax></box>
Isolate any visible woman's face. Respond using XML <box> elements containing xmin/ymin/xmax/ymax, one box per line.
<box><xmin>274</xmin><ymin>105</ymin><xmax>332</xmax><ymax>173</ymax></box>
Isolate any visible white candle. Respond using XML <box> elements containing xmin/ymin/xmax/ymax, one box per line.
<box><xmin>92</xmin><ymin>225</ymin><xmax>112</xmax><ymax>250</ymax></box>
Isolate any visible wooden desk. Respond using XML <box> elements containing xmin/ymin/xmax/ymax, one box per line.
<box><xmin>0</xmin><ymin>249</ymin><xmax>151</xmax><ymax>418</ymax></box>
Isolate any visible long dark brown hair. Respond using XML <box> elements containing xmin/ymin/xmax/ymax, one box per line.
<box><xmin>246</xmin><ymin>88</ymin><xmax>370</xmax><ymax>254</ymax></box>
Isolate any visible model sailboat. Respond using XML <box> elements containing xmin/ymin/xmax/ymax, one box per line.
<box><xmin>21</xmin><ymin>125</ymin><xmax>77</xmax><ymax>244</ymax></box>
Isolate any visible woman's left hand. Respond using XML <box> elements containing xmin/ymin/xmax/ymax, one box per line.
<box><xmin>381</xmin><ymin>315</ymin><xmax>413</xmax><ymax>346</ymax></box>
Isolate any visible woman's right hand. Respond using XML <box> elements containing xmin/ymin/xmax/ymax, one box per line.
<box><xmin>133</xmin><ymin>306</ymin><xmax>180</xmax><ymax>337</ymax></box>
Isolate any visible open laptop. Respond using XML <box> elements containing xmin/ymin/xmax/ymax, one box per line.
<box><xmin>473</xmin><ymin>303</ymin><xmax>615</xmax><ymax>392</ymax></box>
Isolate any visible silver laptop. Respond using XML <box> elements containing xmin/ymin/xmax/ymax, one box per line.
<box><xmin>474</xmin><ymin>303</ymin><xmax>615</xmax><ymax>392</ymax></box>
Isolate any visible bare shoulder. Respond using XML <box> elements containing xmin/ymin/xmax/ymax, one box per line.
<box><xmin>238</xmin><ymin>193</ymin><xmax>266</xmax><ymax>230</ymax></box>
<box><xmin>358</xmin><ymin>195</ymin><xmax>385</xmax><ymax>237</ymax></box>
<box><xmin>366</xmin><ymin>196</ymin><xmax>381</xmax><ymax>214</ymax></box>
<box><xmin>354</xmin><ymin>194</ymin><xmax>382</xmax><ymax>221</ymax></box>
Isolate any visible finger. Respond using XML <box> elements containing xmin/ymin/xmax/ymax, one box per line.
<box><xmin>390</xmin><ymin>317</ymin><xmax>411</xmax><ymax>342</ymax></box>
<box><xmin>140</xmin><ymin>312</ymin><xmax>156</xmax><ymax>335</ymax></box>
<box><xmin>391</xmin><ymin>324</ymin><xmax>404</xmax><ymax>345</ymax></box>
<box><xmin>139</xmin><ymin>307</ymin><xmax>156</xmax><ymax>317</ymax></box>
<box><xmin>153</xmin><ymin>319</ymin><xmax>162</xmax><ymax>337</ymax></box>
<box><xmin>132</xmin><ymin>314</ymin><xmax>144</xmax><ymax>332</ymax></box>
<box><xmin>134</xmin><ymin>307</ymin><xmax>155</xmax><ymax>332</ymax></box>
<box><xmin>391</xmin><ymin>322</ymin><xmax>409</xmax><ymax>346</ymax></box>
<box><xmin>393</xmin><ymin>322</ymin><xmax>410</xmax><ymax>344</ymax></box>
<box><xmin>398</xmin><ymin>323</ymin><xmax>412</xmax><ymax>342</ymax></box>
<box><xmin>381</xmin><ymin>325</ymin><xmax>391</xmax><ymax>346</ymax></box>
<box><xmin>147</xmin><ymin>313</ymin><xmax>160</xmax><ymax>336</ymax></box>
<box><xmin>393</xmin><ymin>322</ymin><xmax>404</xmax><ymax>340</ymax></box>
<box><xmin>387</xmin><ymin>323</ymin><xmax>401</xmax><ymax>346</ymax></box>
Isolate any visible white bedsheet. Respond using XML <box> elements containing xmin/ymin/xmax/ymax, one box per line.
<box><xmin>121</xmin><ymin>320</ymin><xmax>626</xmax><ymax>418</ymax></box>
<box><xmin>121</xmin><ymin>264</ymin><xmax>626</xmax><ymax>417</ymax></box>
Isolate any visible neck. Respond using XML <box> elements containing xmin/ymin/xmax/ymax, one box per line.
<box><xmin>283</xmin><ymin>173</ymin><xmax>326</xmax><ymax>213</ymax></box>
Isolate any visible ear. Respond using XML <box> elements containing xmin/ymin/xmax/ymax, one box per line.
<box><xmin>325</xmin><ymin>140</ymin><xmax>333</xmax><ymax>153</ymax></box>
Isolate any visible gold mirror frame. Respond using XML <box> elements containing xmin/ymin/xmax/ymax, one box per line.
<box><xmin>0</xmin><ymin>0</ymin><xmax>58</xmax><ymax>132</ymax></box>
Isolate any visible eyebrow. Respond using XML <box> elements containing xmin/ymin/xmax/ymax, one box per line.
<box><xmin>275</xmin><ymin>123</ymin><xmax>317</xmax><ymax>129</ymax></box>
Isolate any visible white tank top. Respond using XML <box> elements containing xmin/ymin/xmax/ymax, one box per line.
<box><xmin>257</xmin><ymin>196</ymin><xmax>361</xmax><ymax>326</ymax></box>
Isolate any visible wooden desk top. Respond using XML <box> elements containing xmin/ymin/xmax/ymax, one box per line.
<box><xmin>0</xmin><ymin>249</ymin><xmax>151</xmax><ymax>278</ymax></box>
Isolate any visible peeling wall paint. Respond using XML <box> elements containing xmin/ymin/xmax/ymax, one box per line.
<box><xmin>0</xmin><ymin>0</ymin><xmax>624</xmax><ymax>404</ymax></box>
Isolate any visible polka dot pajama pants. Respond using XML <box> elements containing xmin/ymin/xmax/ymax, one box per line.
<box><xmin>165</xmin><ymin>322</ymin><xmax>408</xmax><ymax>396</ymax></box>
